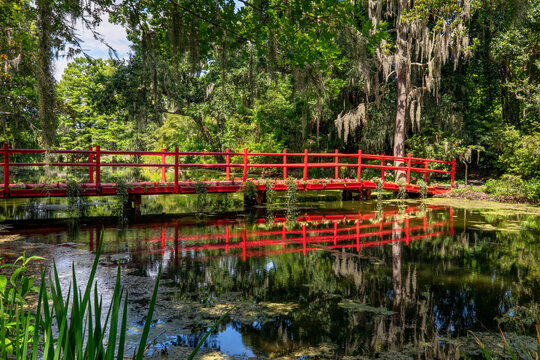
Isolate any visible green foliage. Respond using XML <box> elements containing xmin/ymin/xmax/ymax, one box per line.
<box><xmin>265</xmin><ymin>180</ymin><xmax>276</xmax><ymax>205</ymax></box>
<box><xmin>485</xmin><ymin>174</ymin><xmax>526</xmax><ymax>199</ymax></box>
<box><xmin>372</xmin><ymin>177</ymin><xmax>384</xmax><ymax>201</ymax></box>
<box><xmin>243</xmin><ymin>180</ymin><xmax>257</xmax><ymax>206</ymax></box>
<box><xmin>0</xmin><ymin>254</ymin><xmax>43</xmax><ymax>357</ymax></box>
<box><xmin>496</xmin><ymin>127</ymin><xmax>540</xmax><ymax>179</ymax></box>
<box><xmin>113</xmin><ymin>180</ymin><xmax>130</xmax><ymax>220</ymax></box>
<box><xmin>195</xmin><ymin>181</ymin><xmax>208</xmax><ymax>212</ymax></box>
<box><xmin>417</xmin><ymin>179</ymin><xmax>428</xmax><ymax>199</ymax></box>
<box><xmin>66</xmin><ymin>179</ymin><xmax>89</xmax><ymax>217</ymax></box>
<box><xmin>396</xmin><ymin>179</ymin><xmax>407</xmax><ymax>200</ymax></box>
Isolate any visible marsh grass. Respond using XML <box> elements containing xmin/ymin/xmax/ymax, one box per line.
<box><xmin>469</xmin><ymin>323</ymin><xmax>540</xmax><ymax>360</ymax></box>
<box><xmin>0</xmin><ymin>230</ymin><xmax>162</xmax><ymax>359</ymax></box>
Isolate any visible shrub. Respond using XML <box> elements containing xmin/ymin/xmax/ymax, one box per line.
<box><xmin>485</xmin><ymin>174</ymin><xmax>525</xmax><ymax>198</ymax></box>
<box><xmin>497</xmin><ymin>127</ymin><xmax>540</xmax><ymax>179</ymax></box>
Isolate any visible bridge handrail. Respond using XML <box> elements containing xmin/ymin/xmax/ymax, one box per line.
<box><xmin>1</xmin><ymin>143</ymin><xmax>456</xmax><ymax>197</ymax></box>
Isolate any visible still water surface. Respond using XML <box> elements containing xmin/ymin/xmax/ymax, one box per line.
<box><xmin>1</xmin><ymin>194</ymin><xmax>539</xmax><ymax>358</ymax></box>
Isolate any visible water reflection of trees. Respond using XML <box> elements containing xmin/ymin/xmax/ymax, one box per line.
<box><xmin>7</xmin><ymin>203</ymin><xmax>539</xmax><ymax>358</ymax></box>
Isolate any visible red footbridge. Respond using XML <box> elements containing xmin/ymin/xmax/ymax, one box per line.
<box><xmin>0</xmin><ymin>144</ymin><xmax>455</xmax><ymax>199</ymax></box>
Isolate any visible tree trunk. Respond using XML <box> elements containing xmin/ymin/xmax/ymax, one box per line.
<box><xmin>393</xmin><ymin>0</ymin><xmax>409</xmax><ymax>182</ymax></box>
<box><xmin>392</xmin><ymin>222</ymin><xmax>403</xmax><ymax>307</ymax></box>
<box><xmin>36</xmin><ymin>0</ymin><xmax>57</xmax><ymax>149</ymax></box>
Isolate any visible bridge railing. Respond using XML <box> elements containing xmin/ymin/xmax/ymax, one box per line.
<box><xmin>1</xmin><ymin>143</ymin><xmax>456</xmax><ymax>195</ymax></box>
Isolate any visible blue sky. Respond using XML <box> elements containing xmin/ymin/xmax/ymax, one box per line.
<box><xmin>54</xmin><ymin>14</ymin><xmax>131</xmax><ymax>80</ymax></box>
<box><xmin>54</xmin><ymin>1</ymin><xmax>244</xmax><ymax>80</ymax></box>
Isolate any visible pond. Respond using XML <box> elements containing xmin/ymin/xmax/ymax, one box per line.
<box><xmin>1</xmin><ymin>194</ymin><xmax>539</xmax><ymax>359</ymax></box>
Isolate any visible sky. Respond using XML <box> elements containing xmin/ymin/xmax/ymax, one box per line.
<box><xmin>54</xmin><ymin>14</ymin><xmax>131</xmax><ymax>80</ymax></box>
<box><xmin>54</xmin><ymin>1</ymin><xmax>245</xmax><ymax>80</ymax></box>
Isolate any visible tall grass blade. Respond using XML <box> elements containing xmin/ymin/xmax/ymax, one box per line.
<box><xmin>135</xmin><ymin>265</ymin><xmax>162</xmax><ymax>360</ymax></box>
<box><xmin>105</xmin><ymin>265</ymin><xmax>123</xmax><ymax>360</ymax></box>
<box><xmin>498</xmin><ymin>327</ymin><xmax>517</xmax><ymax>360</ymax></box>
<box><xmin>188</xmin><ymin>305</ymin><xmax>237</xmax><ymax>360</ymax></box>
<box><xmin>468</xmin><ymin>330</ymin><xmax>493</xmax><ymax>360</ymax></box>
<box><xmin>117</xmin><ymin>292</ymin><xmax>129</xmax><ymax>360</ymax></box>
<box><xmin>536</xmin><ymin>320</ymin><xmax>540</xmax><ymax>360</ymax></box>
<box><xmin>31</xmin><ymin>274</ymin><xmax>45</xmax><ymax>360</ymax></box>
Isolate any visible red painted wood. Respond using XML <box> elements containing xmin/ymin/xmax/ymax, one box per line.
<box><xmin>242</xmin><ymin>148</ymin><xmax>248</xmax><ymax>182</ymax></box>
<box><xmin>3</xmin><ymin>143</ymin><xmax>9</xmax><ymax>197</ymax></box>
<box><xmin>303</xmin><ymin>149</ymin><xmax>308</xmax><ymax>181</ymax></box>
<box><xmin>96</xmin><ymin>145</ymin><xmax>101</xmax><ymax>191</ymax></box>
<box><xmin>450</xmin><ymin>158</ymin><xmax>456</xmax><ymax>188</ymax></box>
<box><xmin>89</xmin><ymin>146</ymin><xmax>94</xmax><ymax>183</ymax></box>
<box><xmin>424</xmin><ymin>161</ymin><xmax>429</xmax><ymax>183</ymax></box>
<box><xmin>226</xmin><ymin>148</ymin><xmax>230</xmax><ymax>181</ymax></box>
<box><xmin>334</xmin><ymin>149</ymin><xmax>339</xmax><ymax>179</ymax></box>
<box><xmin>283</xmin><ymin>149</ymin><xmax>287</xmax><ymax>180</ymax></box>
<box><xmin>406</xmin><ymin>153</ymin><xmax>412</xmax><ymax>184</ymax></box>
<box><xmin>357</xmin><ymin>150</ymin><xmax>362</xmax><ymax>181</ymax></box>
<box><xmin>381</xmin><ymin>155</ymin><xmax>385</xmax><ymax>182</ymax></box>
<box><xmin>174</xmin><ymin>147</ymin><xmax>179</xmax><ymax>193</ymax></box>
<box><xmin>161</xmin><ymin>148</ymin><xmax>166</xmax><ymax>182</ymax></box>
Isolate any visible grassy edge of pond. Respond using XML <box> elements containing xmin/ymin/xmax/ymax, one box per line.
<box><xmin>426</xmin><ymin>197</ymin><xmax>540</xmax><ymax>215</ymax></box>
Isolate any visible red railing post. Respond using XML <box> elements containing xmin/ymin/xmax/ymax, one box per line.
<box><xmin>380</xmin><ymin>154</ymin><xmax>385</xmax><ymax>182</ymax></box>
<box><xmin>242</xmin><ymin>228</ymin><xmax>247</xmax><ymax>261</ymax></box>
<box><xmin>95</xmin><ymin>145</ymin><xmax>101</xmax><ymax>191</ymax></box>
<box><xmin>333</xmin><ymin>222</ymin><xmax>338</xmax><ymax>245</ymax></box>
<box><xmin>424</xmin><ymin>161</ymin><xmax>429</xmax><ymax>184</ymax></box>
<box><xmin>334</xmin><ymin>149</ymin><xmax>339</xmax><ymax>180</ymax></box>
<box><xmin>406</xmin><ymin>153</ymin><xmax>412</xmax><ymax>184</ymax></box>
<box><xmin>406</xmin><ymin>217</ymin><xmax>410</xmax><ymax>245</ymax></box>
<box><xmin>302</xmin><ymin>224</ymin><xmax>307</xmax><ymax>255</ymax></box>
<box><xmin>282</xmin><ymin>149</ymin><xmax>287</xmax><ymax>180</ymax></box>
<box><xmin>303</xmin><ymin>149</ymin><xmax>308</xmax><ymax>181</ymax></box>
<box><xmin>357</xmin><ymin>150</ymin><xmax>362</xmax><ymax>181</ymax></box>
<box><xmin>3</xmin><ymin>143</ymin><xmax>9</xmax><ymax>197</ymax></box>
<box><xmin>174</xmin><ymin>146</ymin><xmax>179</xmax><ymax>193</ymax></box>
<box><xmin>242</xmin><ymin>148</ymin><xmax>248</xmax><ymax>182</ymax></box>
<box><xmin>225</xmin><ymin>148</ymin><xmax>230</xmax><ymax>181</ymax></box>
<box><xmin>356</xmin><ymin>220</ymin><xmax>360</xmax><ymax>252</ymax></box>
<box><xmin>161</xmin><ymin>148</ymin><xmax>166</xmax><ymax>182</ymax></box>
<box><xmin>88</xmin><ymin>146</ymin><xmax>94</xmax><ymax>183</ymax></box>
<box><xmin>449</xmin><ymin>207</ymin><xmax>454</xmax><ymax>236</ymax></box>
<box><xmin>450</xmin><ymin>158</ymin><xmax>456</xmax><ymax>188</ymax></box>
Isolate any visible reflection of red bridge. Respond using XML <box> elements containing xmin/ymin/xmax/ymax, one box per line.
<box><xmin>86</xmin><ymin>205</ymin><xmax>453</xmax><ymax>261</ymax></box>
<box><xmin>1</xmin><ymin>145</ymin><xmax>455</xmax><ymax>199</ymax></box>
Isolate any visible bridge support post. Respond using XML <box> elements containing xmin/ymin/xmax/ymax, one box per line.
<box><xmin>128</xmin><ymin>193</ymin><xmax>142</xmax><ymax>218</ymax></box>
<box><xmin>3</xmin><ymin>142</ymin><xmax>9</xmax><ymax>198</ymax></box>
<box><xmin>342</xmin><ymin>189</ymin><xmax>353</xmax><ymax>201</ymax></box>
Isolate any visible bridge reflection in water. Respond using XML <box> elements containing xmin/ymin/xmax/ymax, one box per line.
<box><xmin>81</xmin><ymin>204</ymin><xmax>453</xmax><ymax>265</ymax></box>
<box><xmin>9</xmin><ymin>204</ymin><xmax>532</xmax><ymax>359</ymax></box>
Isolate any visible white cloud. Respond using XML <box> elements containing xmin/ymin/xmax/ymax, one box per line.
<box><xmin>54</xmin><ymin>14</ymin><xmax>131</xmax><ymax>80</ymax></box>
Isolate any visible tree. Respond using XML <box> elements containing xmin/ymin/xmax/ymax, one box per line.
<box><xmin>336</xmin><ymin>0</ymin><xmax>472</xmax><ymax>176</ymax></box>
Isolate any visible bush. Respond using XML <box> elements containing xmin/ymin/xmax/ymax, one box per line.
<box><xmin>523</xmin><ymin>178</ymin><xmax>540</xmax><ymax>201</ymax></box>
<box><xmin>485</xmin><ymin>174</ymin><xmax>525</xmax><ymax>198</ymax></box>
<box><xmin>497</xmin><ymin>127</ymin><xmax>540</xmax><ymax>179</ymax></box>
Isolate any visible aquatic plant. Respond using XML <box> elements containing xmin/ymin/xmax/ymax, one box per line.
<box><xmin>265</xmin><ymin>180</ymin><xmax>276</xmax><ymax>205</ymax></box>
<box><xmin>0</xmin><ymin>231</ymin><xmax>162</xmax><ymax>360</ymax></box>
<box><xmin>66</xmin><ymin>179</ymin><xmax>89</xmax><ymax>217</ymax></box>
<box><xmin>372</xmin><ymin>177</ymin><xmax>384</xmax><ymax>201</ymax></box>
<box><xmin>417</xmin><ymin>179</ymin><xmax>428</xmax><ymax>199</ymax></box>
<box><xmin>285</xmin><ymin>178</ymin><xmax>298</xmax><ymax>206</ymax></box>
<box><xmin>195</xmin><ymin>181</ymin><xmax>208</xmax><ymax>212</ymax></box>
<box><xmin>396</xmin><ymin>179</ymin><xmax>407</xmax><ymax>200</ymax></box>
<box><xmin>469</xmin><ymin>324</ymin><xmax>540</xmax><ymax>360</ymax></box>
<box><xmin>0</xmin><ymin>254</ymin><xmax>43</xmax><ymax>357</ymax></box>
<box><xmin>244</xmin><ymin>180</ymin><xmax>257</xmax><ymax>206</ymax></box>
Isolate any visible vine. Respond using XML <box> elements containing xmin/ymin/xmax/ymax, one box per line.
<box><xmin>244</xmin><ymin>180</ymin><xmax>257</xmax><ymax>206</ymax></box>
<box><xmin>372</xmin><ymin>177</ymin><xmax>384</xmax><ymax>201</ymax></box>
<box><xmin>66</xmin><ymin>179</ymin><xmax>88</xmax><ymax>217</ymax></box>
<box><xmin>417</xmin><ymin>179</ymin><xmax>428</xmax><ymax>199</ymax></box>
<box><xmin>396</xmin><ymin>179</ymin><xmax>407</xmax><ymax>200</ymax></box>
<box><xmin>195</xmin><ymin>181</ymin><xmax>208</xmax><ymax>213</ymax></box>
